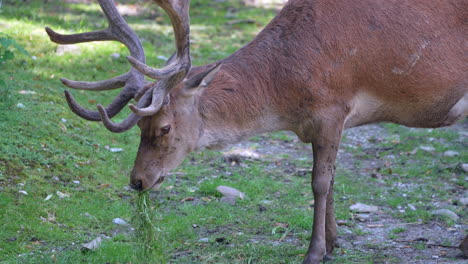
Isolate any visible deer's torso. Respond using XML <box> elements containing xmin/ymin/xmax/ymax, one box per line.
<box><xmin>193</xmin><ymin>0</ymin><xmax>467</xmax><ymax>146</ymax></box>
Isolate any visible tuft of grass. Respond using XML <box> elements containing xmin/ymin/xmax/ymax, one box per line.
<box><xmin>133</xmin><ymin>191</ymin><xmax>166</xmax><ymax>264</ymax></box>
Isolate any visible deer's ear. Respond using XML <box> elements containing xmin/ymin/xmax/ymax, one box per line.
<box><xmin>183</xmin><ymin>63</ymin><xmax>222</xmax><ymax>96</ymax></box>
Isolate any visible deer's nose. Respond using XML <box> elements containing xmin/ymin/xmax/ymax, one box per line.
<box><xmin>130</xmin><ymin>179</ymin><xmax>143</xmax><ymax>191</ymax></box>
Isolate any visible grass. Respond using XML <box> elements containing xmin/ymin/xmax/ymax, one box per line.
<box><xmin>0</xmin><ymin>1</ymin><xmax>466</xmax><ymax>264</ymax></box>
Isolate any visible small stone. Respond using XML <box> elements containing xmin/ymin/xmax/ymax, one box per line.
<box><xmin>112</xmin><ymin>218</ymin><xmax>128</xmax><ymax>225</ymax></box>
<box><xmin>458</xmin><ymin>198</ymin><xmax>468</xmax><ymax>206</ymax></box>
<box><xmin>419</xmin><ymin>146</ymin><xmax>435</xmax><ymax>152</ymax></box>
<box><xmin>110</xmin><ymin>53</ymin><xmax>120</xmax><ymax>59</ymax></box>
<box><xmin>443</xmin><ymin>150</ymin><xmax>459</xmax><ymax>157</ymax></box>
<box><xmin>431</xmin><ymin>209</ymin><xmax>459</xmax><ymax>221</ymax></box>
<box><xmin>216</xmin><ymin>186</ymin><xmax>245</xmax><ymax>199</ymax></box>
<box><xmin>81</xmin><ymin>237</ymin><xmax>102</xmax><ymax>252</ymax></box>
<box><xmin>16</xmin><ymin>103</ymin><xmax>25</xmax><ymax>108</ymax></box>
<box><xmin>461</xmin><ymin>164</ymin><xmax>468</xmax><ymax>173</ymax></box>
<box><xmin>198</xmin><ymin>238</ymin><xmax>209</xmax><ymax>243</ymax></box>
<box><xmin>73</xmin><ymin>180</ymin><xmax>80</xmax><ymax>184</ymax></box>
<box><xmin>19</xmin><ymin>190</ymin><xmax>28</xmax><ymax>195</ymax></box>
<box><xmin>110</xmin><ymin>148</ymin><xmax>123</xmax><ymax>152</ymax></box>
<box><xmin>350</xmin><ymin>203</ymin><xmax>379</xmax><ymax>213</ymax></box>
<box><xmin>431</xmin><ymin>255</ymin><xmax>439</xmax><ymax>260</ymax></box>
<box><xmin>356</xmin><ymin>213</ymin><xmax>370</xmax><ymax>222</ymax></box>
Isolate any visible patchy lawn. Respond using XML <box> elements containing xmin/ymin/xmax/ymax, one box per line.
<box><xmin>0</xmin><ymin>1</ymin><xmax>466</xmax><ymax>263</ymax></box>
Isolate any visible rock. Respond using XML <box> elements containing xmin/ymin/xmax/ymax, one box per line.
<box><xmin>356</xmin><ymin>214</ymin><xmax>370</xmax><ymax>222</ymax></box>
<box><xmin>419</xmin><ymin>146</ymin><xmax>435</xmax><ymax>152</ymax></box>
<box><xmin>81</xmin><ymin>237</ymin><xmax>102</xmax><ymax>252</ymax></box>
<box><xmin>112</xmin><ymin>218</ymin><xmax>128</xmax><ymax>225</ymax></box>
<box><xmin>216</xmin><ymin>186</ymin><xmax>245</xmax><ymax>199</ymax></box>
<box><xmin>458</xmin><ymin>198</ymin><xmax>468</xmax><ymax>206</ymax></box>
<box><xmin>16</xmin><ymin>103</ymin><xmax>25</xmax><ymax>109</ymax></box>
<box><xmin>56</xmin><ymin>44</ymin><xmax>81</xmax><ymax>56</ymax></box>
<box><xmin>350</xmin><ymin>203</ymin><xmax>379</xmax><ymax>213</ymax></box>
<box><xmin>431</xmin><ymin>209</ymin><xmax>459</xmax><ymax>221</ymax></box>
<box><xmin>198</xmin><ymin>238</ymin><xmax>209</xmax><ymax>243</ymax></box>
<box><xmin>220</xmin><ymin>196</ymin><xmax>236</xmax><ymax>205</ymax></box>
<box><xmin>461</xmin><ymin>163</ymin><xmax>468</xmax><ymax>173</ymax></box>
<box><xmin>459</xmin><ymin>234</ymin><xmax>468</xmax><ymax>258</ymax></box>
<box><xmin>443</xmin><ymin>150</ymin><xmax>459</xmax><ymax>157</ymax></box>
<box><xmin>105</xmin><ymin>146</ymin><xmax>124</xmax><ymax>152</ymax></box>
<box><xmin>19</xmin><ymin>190</ymin><xmax>28</xmax><ymax>195</ymax></box>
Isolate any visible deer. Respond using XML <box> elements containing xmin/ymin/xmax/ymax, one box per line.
<box><xmin>45</xmin><ymin>0</ymin><xmax>467</xmax><ymax>263</ymax></box>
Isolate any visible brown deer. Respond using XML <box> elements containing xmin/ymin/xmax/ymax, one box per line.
<box><xmin>46</xmin><ymin>0</ymin><xmax>467</xmax><ymax>263</ymax></box>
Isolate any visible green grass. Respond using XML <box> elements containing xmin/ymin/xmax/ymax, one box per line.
<box><xmin>0</xmin><ymin>1</ymin><xmax>466</xmax><ymax>264</ymax></box>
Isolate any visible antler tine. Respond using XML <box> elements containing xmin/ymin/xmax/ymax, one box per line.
<box><xmin>96</xmin><ymin>88</ymin><xmax>153</xmax><ymax>133</ymax></box>
<box><xmin>46</xmin><ymin>0</ymin><xmax>146</xmax><ymax>122</ymax></box>
<box><xmin>127</xmin><ymin>0</ymin><xmax>192</xmax><ymax>80</ymax></box>
<box><xmin>129</xmin><ymin>69</ymin><xmax>186</xmax><ymax>117</ymax></box>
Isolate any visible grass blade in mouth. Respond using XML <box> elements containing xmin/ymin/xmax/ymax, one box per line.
<box><xmin>133</xmin><ymin>191</ymin><xmax>166</xmax><ymax>263</ymax></box>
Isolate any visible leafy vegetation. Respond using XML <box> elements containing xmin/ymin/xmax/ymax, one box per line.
<box><xmin>0</xmin><ymin>1</ymin><xmax>466</xmax><ymax>264</ymax></box>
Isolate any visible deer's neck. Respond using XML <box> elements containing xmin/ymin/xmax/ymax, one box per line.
<box><xmin>194</xmin><ymin>9</ymin><xmax>320</xmax><ymax>150</ymax></box>
<box><xmin>195</xmin><ymin>58</ymin><xmax>294</xmax><ymax>150</ymax></box>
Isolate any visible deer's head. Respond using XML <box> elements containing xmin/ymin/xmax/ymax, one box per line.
<box><xmin>46</xmin><ymin>0</ymin><xmax>221</xmax><ymax>191</ymax></box>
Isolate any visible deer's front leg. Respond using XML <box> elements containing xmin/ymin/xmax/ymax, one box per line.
<box><xmin>303</xmin><ymin>124</ymin><xmax>342</xmax><ymax>264</ymax></box>
<box><xmin>325</xmin><ymin>170</ymin><xmax>338</xmax><ymax>260</ymax></box>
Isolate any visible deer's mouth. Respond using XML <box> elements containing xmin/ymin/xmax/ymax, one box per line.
<box><xmin>150</xmin><ymin>175</ymin><xmax>165</xmax><ymax>190</ymax></box>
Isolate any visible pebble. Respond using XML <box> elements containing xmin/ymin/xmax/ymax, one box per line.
<box><xmin>443</xmin><ymin>150</ymin><xmax>459</xmax><ymax>157</ymax></box>
<box><xmin>81</xmin><ymin>237</ymin><xmax>102</xmax><ymax>252</ymax></box>
<box><xmin>112</xmin><ymin>218</ymin><xmax>128</xmax><ymax>225</ymax></box>
<box><xmin>350</xmin><ymin>203</ymin><xmax>379</xmax><ymax>213</ymax></box>
<box><xmin>16</xmin><ymin>103</ymin><xmax>25</xmax><ymax>108</ymax></box>
<box><xmin>419</xmin><ymin>146</ymin><xmax>435</xmax><ymax>152</ymax></box>
<box><xmin>461</xmin><ymin>164</ymin><xmax>468</xmax><ymax>173</ymax></box>
<box><xmin>19</xmin><ymin>190</ymin><xmax>28</xmax><ymax>195</ymax></box>
<box><xmin>198</xmin><ymin>238</ymin><xmax>209</xmax><ymax>243</ymax></box>
<box><xmin>431</xmin><ymin>209</ymin><xmax>459</xmax><ymax>221</ymax></box>
<box><xmin>459</xmin><ymin>198</ymin><xmax>468</xmax><ymax>206</ymax></box>
<box><xmin>216</xmin><ymin>186</ymin><xmax>245</xmax><ymax>199</ymax></box>
<box><xmin>110</xmin><ymin>53</ymin><xmax>120</xmax><ymax>59</ymax></box>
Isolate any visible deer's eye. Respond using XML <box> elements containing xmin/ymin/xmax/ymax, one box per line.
<box><xmin>160</xmin><ymin>125</ymin><xmax>171</xmax><ymax>135</ymax></box>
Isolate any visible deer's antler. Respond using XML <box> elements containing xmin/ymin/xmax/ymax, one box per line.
<box><xmin>46</xmin><ymin>0</ymin><xmax>192</xmax><ymax>131</ymax></box>
<box><xmin>46</xmin><ymin>0</ymin><xmax>147</xmax><ymax>127</ymax></box>
<box><xmin>127</xmin><ymin>0</ymin><xmax>192</xmax><ymax>117</ymax></box>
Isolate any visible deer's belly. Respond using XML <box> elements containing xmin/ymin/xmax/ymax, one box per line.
<box><xmin>344</xmin><ymin>91</ymin><xmax>468</xmax><ymax>129</ymax></box>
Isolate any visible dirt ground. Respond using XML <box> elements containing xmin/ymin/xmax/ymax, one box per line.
<box><xmin>227</xmin><ymin>123</ymin><xmax>467</xmax><ymax>263</ymax></box>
